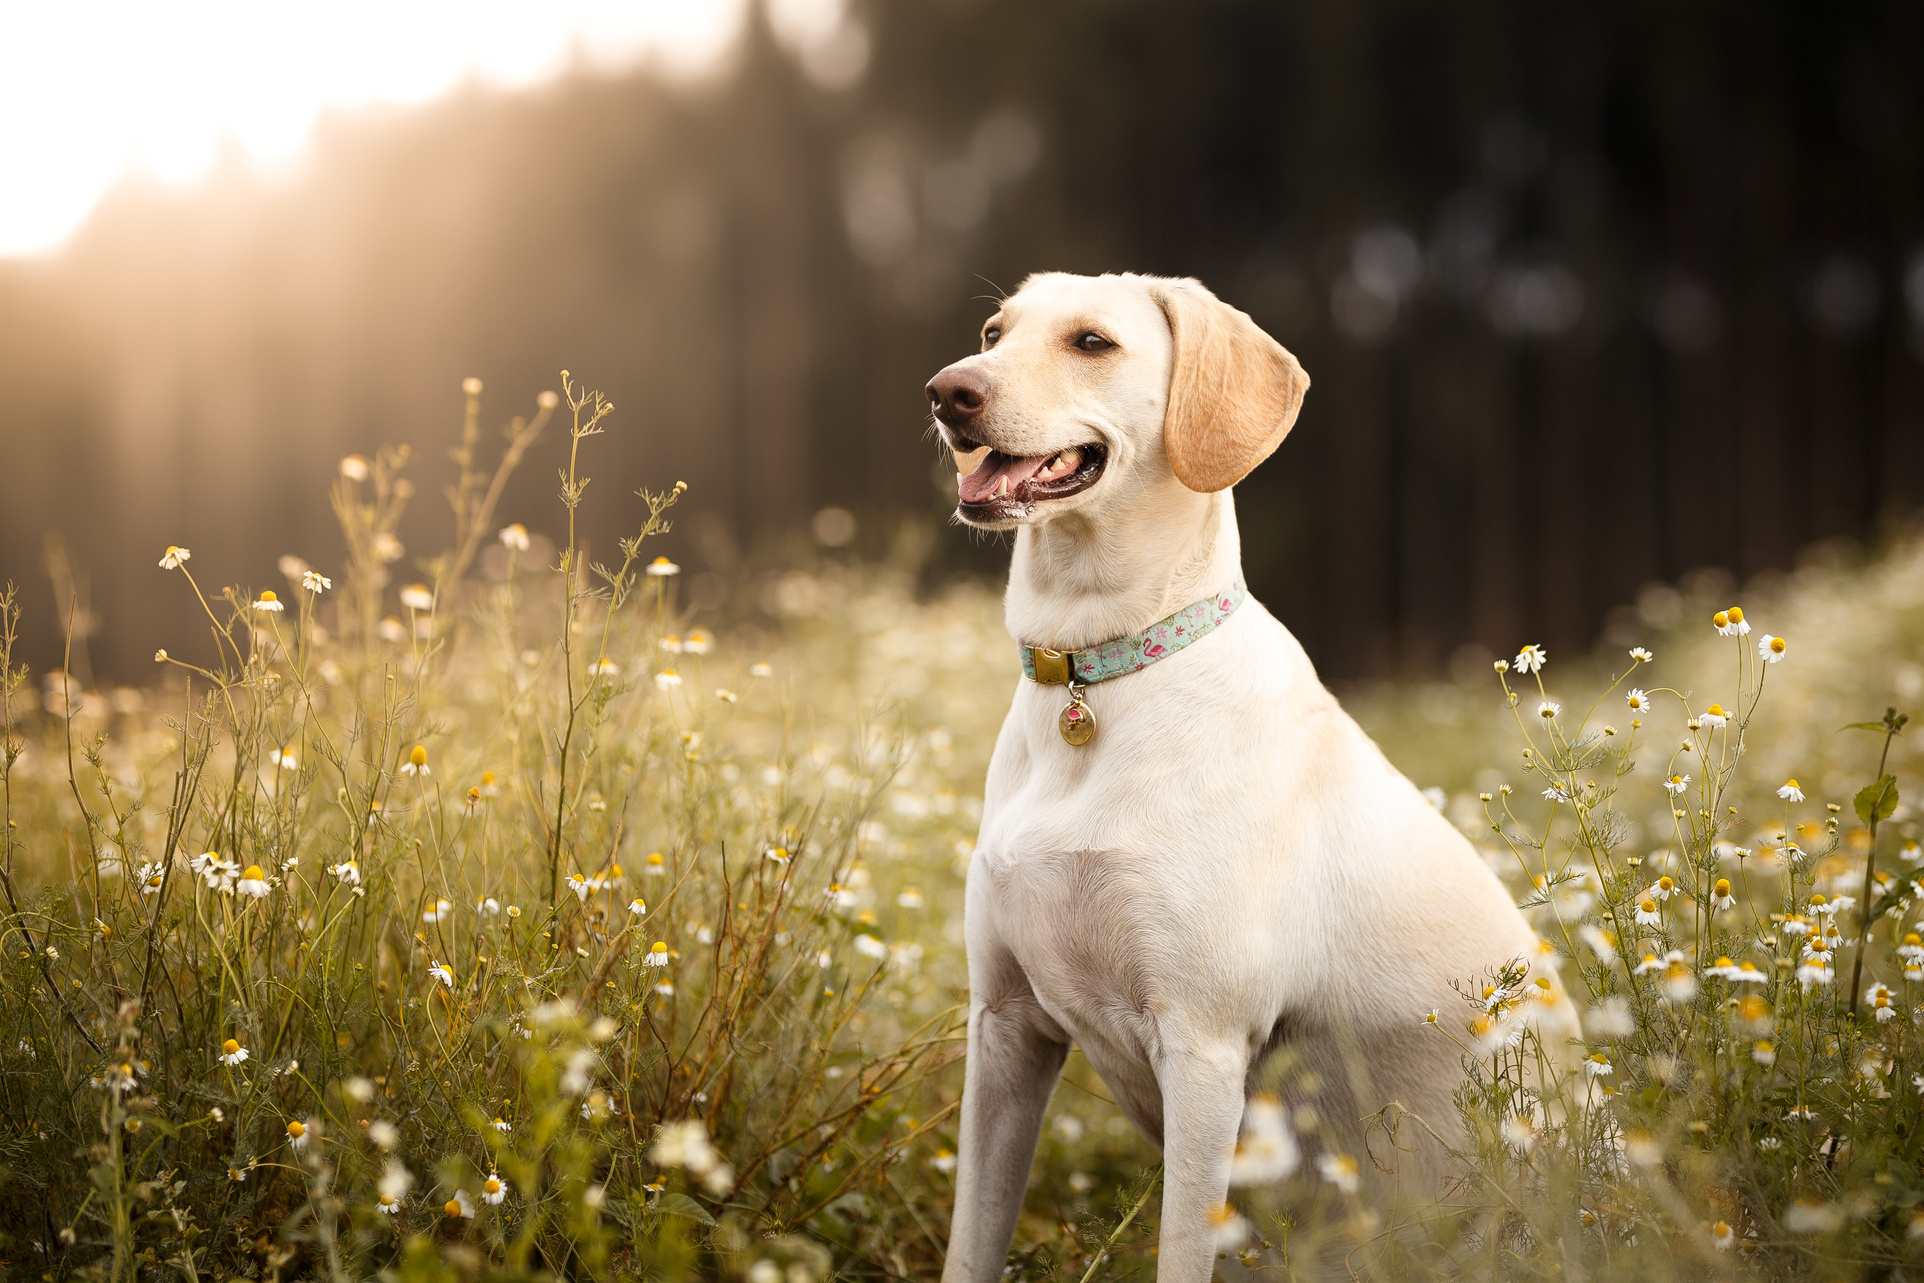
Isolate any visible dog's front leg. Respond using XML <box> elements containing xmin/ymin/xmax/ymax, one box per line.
<box><xmin>1153</xmin><ymin>1042</ymin><xmax>1249</xmax><ymax>1283</ymax></box>
<box><xmin>941</xmin><ymin>979</ymin><xmax>1067</xmax><ymax>1282</ymax></box>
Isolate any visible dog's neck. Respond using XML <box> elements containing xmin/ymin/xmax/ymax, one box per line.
<box><xmin>1003</xmin><ymin>485</ymin><xmax>1243</xmax><ymax>650</ymax></box>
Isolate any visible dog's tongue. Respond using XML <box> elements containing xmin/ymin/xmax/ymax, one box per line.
<box><xmin>959</xmin><ymin>451</ymin><xmax>1050</xmax><ymax>504</ymax></box>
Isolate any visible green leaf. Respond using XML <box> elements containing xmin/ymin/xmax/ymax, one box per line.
<box><xmin>1856</xmin><ymin>775</ymin><xmax>1900</xmax><ymax>828</ymax></box>
<box><xmin>654</xmin><ymin>1192</ymin><xmax>716</xmax><ymax>1226</ymax></box>
<box><xmin>1841</xmin><ymin>722</ymin><xmax>1891</xmax><ymax>733</ymax></box>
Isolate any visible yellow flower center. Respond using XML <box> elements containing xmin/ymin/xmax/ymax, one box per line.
<box><xmin>1714</xmin><ymin>957</ymin><xmax>1733</xmax><ymax>968</ymax></box>
<box><xmin>1706</xmin><ymin>704</ymin><xmax>1726</xmax><ymax>717</ymax></box>
<box><xmin>651</xmin><ymin>942</ymin><xmax>667</xmax><ymax>954</ymax></box>
<box><xmin>259</xmin><ymin>590</ymin><xmax>277</xmax><ymax>602</ymax></box>
<box><xmin>1727</xmin><ymin>607</ymin><xmax>1743</xmax><ymax>623</ymax></box>
<box><xmin>222</xmin><ymin>1039</ymin><xmax>240</xmax><ymax>1055</ymax></box>
<box><xmin>409</xmin><ymin>745</ymin><xmax>427</xmax><ymax>767</ymax></box>
<box><xmin>241</xmin><ymin>866</ymin><xmax>265</xmax><ymax>881</ymax></box>
<box><xmin>287</xmin><ymin>1120</ymin><xmax>304</xmax><ymax>1137</ymax></box>
<box><xmin>1907</xmin><ymin>934</ymin><xmax>1922</xmax><ymax>947</ymax></box>
<box><xmin>1658</xmin><ymin>877</ymin><xmax>1674</xmax><ymax>892</ymax></box>
<box><xmin>1715</xmin><ymin>879</ymin><xmax>1730</xmax><ymax>896</ymax></box>
<box><xmin>1810</xmin><ymin>894</ymin><xmax>1826</xmax><ymax>906</ymax></box>
<box><xmin>647</xmin><ymin>852</ymin><xmax>664</xmax><ymax>866</ymax></box>
<box><xmin>485</xmin><ymin>1178</ymin><xmax>502</xmax><ymax>1194</ymax></box>
<box><xmin>445</xmin><ymin>1200</ymin><xmax>462</xmax><ymax>1218</ymax></box>
<box><xmin>1640</xmin><ymin>899</ymin><xmax>1657</xmax><ymax>914</ymax></box>
<box><xmin>1535</xmin><ymin>976</ymin><xmax>1552</xmax><ymax>990</ymax></box>
<box><xmin>1785</xmin><ymin>779</ymin><xmax>1798</xmax><ymax>788</ymax></box>
<box><xmin>1712</xmin><ymin>611</ymin><xmax>1729</xmax><ymax>628</ymax></box>
<box><xmin>380</xmin><ymin>1194</ymin><xmax>396</xmax><ymax>1207</ymax></box>
<box><xmin>1770</xmin><ymin>636</ymin><xmax>1786</xmax><ymax>653</ymax></box>
<box><xmin>1591</xmin><ymin>1053</ymin><xmax>1608</xmax><ymax>1065</ymax></box>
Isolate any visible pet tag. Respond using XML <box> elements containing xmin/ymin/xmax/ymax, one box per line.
<box><xmin>1058</xmin><ymin>690</ymin><xmax>1095</xmax><ymax>746</ymax></box>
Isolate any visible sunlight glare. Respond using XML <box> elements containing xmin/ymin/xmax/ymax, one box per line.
<box><xmin>0</xmin><ymin>0</ymin><xmax>745</xmax><ymax>257</ymax></box>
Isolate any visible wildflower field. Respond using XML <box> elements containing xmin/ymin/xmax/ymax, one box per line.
<box><xmin>4</xmin><ymin>374</ymin><xmax>1924</xmax><ymax>1282</ymax></box>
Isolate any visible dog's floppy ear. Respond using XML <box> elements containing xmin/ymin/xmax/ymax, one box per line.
<box><xmin>1151</xmin><ymin>277</ymin><xmax>1310</xmax><ymax>493</ymax></box>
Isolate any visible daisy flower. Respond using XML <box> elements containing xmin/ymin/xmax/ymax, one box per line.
<box><xmin>1781</xmin><ymin>914</ymin><xmax>1810</xmax><ymax>937</ymax></box>
<box><xmin>1758</xmin><ymin>633</ymin><xmax>1787</xmax><ymax>663</ymax></box>
<box><xmin>428</xmin><ymin>961</ymin><xmax>454</xmax><ymax>988</ymax></box>
<box><xmin>445</xmin><ymin>1190</ymin><xmax>474</xmax><ymax>1219</ymax></box>
<box><xmin>482</xmin><ymin>1173</ymin><xmax>507</xmax><ymax>1206</ymax></box>
<box><xmin>1634</xmin><ymin>952</ymin><xmax>1664</xmax><ymax>975</ymax></box>
<box><xmin>236</xmin><ymin>866</ymin><xmax>271</xmax><ymax>898</ymax></box>
<box><xmin>302</xmin><ymin>570</ymin><xmax>331</xmax><ymax>592</ymax></box>
<box><xmin>423</xmin><ymin>898</ymin><xmax>453</xmax><ymax>923</ymax></box>
<box><xmin>590</xmin><ymin>658</ymin><xmax>620</xmax><ymax>678</ymax></box>
<box><xmin>1728</xmin><ymin>606</ymin><xmax>1750</xmax><ymax>634</ymax></box>
<box><xmin>219</xmin><ymin>1038</ymin><xmax>250</xmax><ymax>1067</ymax></box>
<box><xmin>1711</xmin><ymin>1221</ymin><xmax>1734</xmax><ymax>1251</ymax></box>
<box><xmin>1710</xmin><ymin>878</ymin><xmax>1735</xmax><ymax>911</ymax></box>
<box><xmin>751</xmin><ymin>661</ymin><xmax>773</xmax><ymax>678</ymax></box>
<box><xmin>400</xmin><ymin>745</ymin><xmax>429</xmax><ymax>776</ymax></box>
<box><xmin>1542</xmin><ymin>782</ymin><xmax>1571</xmax><ymax>803</ymax></box>
<box><xmin>1585</xmin><ymin>1053</ymin><xmax>1614</xmax><ymax>1079</ymax></box>
<box><xmin>498</xmin><ymin>523</ymin><xmax>530</xmax><ymax>552</ymax></box>
<box><xmin>339</xmin><ymin>454</ymin><xmax>370</xmax><ymax>481</ymax></box>
<box><xmin>654</xmin><ymin>669</ymin><xmax>682</xmax><ymax>691</ymax></box>
<box><xmin>1660</xmin><ymin>960</ymin><xmax>1698</xmax><ymax>1003</ymax></box>
<box><xmin>1713</xmin><ymin>610</ymin><xmax>1733</xmax><ymax>635</ymax></box>
<box><xmin>645</xmin><ymin>852</ymin><xmax>667</xmax><ymax>876</ymax></box>
<box><xmin>1625</xmin><ymin>687</ymin><xmax>1650</xmax><ymax>712</ymax></box>
<box><xmin>253</xmin><ymin>591</ymin><xmax>284</xmax><ymax>613</ymax></box>
<box><xmin>1867</xmin><ymin>983</ymin><xmax>1897</xmax><ymax>1022</ymax></box>
<box><xmin>1537</xmin><ymin>699</ymin><xmax>1560</xmax><ymax>719</ymax></box>
<box><xmin>1229</xmin><ymin>1094</ymin><xmax>1300</xmax><ymax>1184</ymax></box>
<box><xmin>491</xmin><ymin>1117</ymin><xmax>512</xmax><ymax>1133</ymax></box>
<box><xmin>1778</xmin><ymin>779</ymin><xmax>1804</xmax><ymax>802</ymax></box>
<box><xmin>645</xmin><ymin>556</ymin><xmax>680</xmax><ymax>577</ymax></box>
<box><xmin>1634</xmin><ymin>898</ymin><xmax>1662</xmax><ymax>927</ymax></box>
<box><xmin>683</xmin><ymin>629</ymin><xmax>714</xmax><ymax>654</ymax></box>
<box><xmin>376</xmin><ymin>1194</ymin><xmax>400</xmax><ymax>1215</ymax></box>
<box><xmin>158</xmin><ymin>545</ymin><xmax>191</xmax><ymax>570</ymax></box>
<box><xmin>1316</xmin><ymin>1151</ymin><xmax>1361</xmax><ymax>1193</ymax></box>
<box><xmin>286</xmin><ymin>1119</ymin><xmax>308</xmax><ymax>1151</ymax></box>
<box><xmin>1705</xmin><ymin>957</ymin><xmax>1739</xmax><ymax>980</ymax></box>
<box><xmin>715</xmin><ymin>688</ymin><xmax>738</xmax><ymax>702</ymax></box>
<box><xmin>566</xmin><ymin>872</ymin><xmax>590</xmax><ymax>900</ymax></box>
<box><xmin>476</xmin><ymin>896</ymin><xmax>501</xmax><ymax>915</ymax></box>
<box><xmin>1795</xmin><ymin>960</ymin><xmax>1833</xmax><ymax>988</ymax></box>
<box><xmin>1664</xmin><ymin>773</ymin><xmax>1690</xmax><ymax>795</ymax></box>
<box><xmin>1650</xmin><ymin>876</ymin><xmax>1677</xmax><ymax>902</ymax></box>
<box><xmin>659</xmin><ymin>635</ymin><xmax>682</xmax><ymax>654</ymax></box>
<box><xmin>1700</xmin><ymin>703</ymin><xmax>1728</xmax><ymax>728</ymax></box>
<box><xmin>1898</xmin><ymin>932</ymin><xmax>1924</xmax><ymax>966</ymax></box>
<box><xmin>400</xmin><ymin>584</ymin><xmax>433</xmax><ymax>611</ymax></box>
<box><xmin>1730</xmin><ymin>961</ymin><xmax>1768</xmax><ymax>984</ymax></box>
<box><xmin>628</xmin><ymin>898</ymin><xmax>648</xmax><ymax>917</ymax></box>
<box><xmin>642</xmin><ymin>942</ymin><xmax>670</xmax><ymax>967</ymax></box>
<box><xmin>855</xmin><ymin>934</ymin><xmax>888</xmax><ymax>959</ymax></box>
<box><xmin>329</xmin><ymin>859</ymin><xmax>360</xmax><ymax>885</ymax></box>
<box><xmin>138</xmin><ymin>863</ymin><xmax>165</xmax><ymax>895</ymax></box>
<box><xmin>897</xmin><ymin>887</ymin><xmax>925</xmax><ymax>909</ymax></box>
<box><xmin>1629</xmin><ymin>646</ymin><xmax>1653</xmax><ymax>662</ymax></box>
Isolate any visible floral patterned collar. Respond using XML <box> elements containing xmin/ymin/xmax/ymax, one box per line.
<box><xmin>1019</xmin><ymin>579</ymin><xmax>1247</xmax><ymax>687</ymax></box>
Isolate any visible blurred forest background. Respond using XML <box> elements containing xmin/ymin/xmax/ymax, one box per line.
<box><xmin>2</xmin><ymin>0</ymin><xmax>1922</xmax><ymax>683</ymax></box>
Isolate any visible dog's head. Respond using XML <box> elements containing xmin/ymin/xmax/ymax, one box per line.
<box><xmin>927</xmin><ymin>272</ymin><xmax>1309</xmax><ymax>530</ymax></box>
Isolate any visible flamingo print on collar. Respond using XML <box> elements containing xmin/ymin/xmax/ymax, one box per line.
<box><xmin>1019</xmin><ymin>579</ymin><xmax>1247</xmax><ymax>686</ymax></box>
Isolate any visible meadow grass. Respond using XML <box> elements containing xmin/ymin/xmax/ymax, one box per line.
<box><xmin>2</xmin><ymin>373</ymin><xmax>1922</xmax><ymax>1282</ymax></box>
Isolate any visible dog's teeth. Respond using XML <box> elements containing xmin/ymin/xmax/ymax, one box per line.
<box><xmin>994</xmin><ymin>475</ymin><xmax>1009</xmax><ymax>497</ymax></box>
<box><xmin>1059</xmin><ymin>447</ymin><xmax>1081</xmax><ymax>470</ymax></box>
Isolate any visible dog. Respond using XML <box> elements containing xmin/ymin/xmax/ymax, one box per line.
<box><xmin>924</xmin><ymin>272</ymin><xmax>1579</xmax><ymax>1282</ymax></box>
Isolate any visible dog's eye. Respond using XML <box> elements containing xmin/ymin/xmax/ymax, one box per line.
<box><xmin>1075</xmin><ymin>333</ymin><xmax>1114</xmax><ymax>352</ymax></box>
<box><xmin>982</xmin><ymin>326</ymin><xmax>1001</xmax><ymax>349</ymax></box>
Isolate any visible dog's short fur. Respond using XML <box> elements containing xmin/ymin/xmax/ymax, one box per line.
<box><xmin>925</xmin><ymin>272</ymin><xmax>1579</xmax><ymax>1282</ymax></box>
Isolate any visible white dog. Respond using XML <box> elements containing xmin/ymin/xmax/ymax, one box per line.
<box><xmin>924</xmin><ymin>272</ymin><xmax>1578</xmax><ymax>1282</ymax></box>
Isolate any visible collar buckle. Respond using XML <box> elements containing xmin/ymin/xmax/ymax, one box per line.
<box><xmin>1028</xmin><ymin>647</ymin><xmax>1075</xmax><ymax>685</ymax></box>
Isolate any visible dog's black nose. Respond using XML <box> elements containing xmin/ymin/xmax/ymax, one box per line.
<box><xmin>927</xmin><ymin>365</ymin><xmax>987</xmax><ymax>422</ymax></box>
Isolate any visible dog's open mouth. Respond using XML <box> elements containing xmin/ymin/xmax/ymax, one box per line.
<box><xmin>955</xmin><ymin>443</ymin><xmax>1106</xmax><ymax>521</ymax></box>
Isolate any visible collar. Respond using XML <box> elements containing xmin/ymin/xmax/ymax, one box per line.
<box><xmin>1019</xmin><ymin>578</ymin><xmax>1246</xmax><ymax>686</ymax></box>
